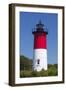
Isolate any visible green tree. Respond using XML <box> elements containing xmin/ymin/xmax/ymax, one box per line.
<box><xmin>20</xmin><ymin>55</ymin><xmax>32</xmax><ymax>70</ymax></box>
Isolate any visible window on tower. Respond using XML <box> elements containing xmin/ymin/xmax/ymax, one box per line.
<box><xmin>37</xmin><ymin>59</ymin><xmax>40</xmax><ymax>64</ymax></box>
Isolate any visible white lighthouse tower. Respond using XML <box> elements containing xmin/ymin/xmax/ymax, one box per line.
<box><xmin>32</xmin><ymin>21</ymin><xmax>48</xmax><ymax>71</ymax></box>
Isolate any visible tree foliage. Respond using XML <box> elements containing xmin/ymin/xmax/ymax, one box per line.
<box><xmin>20</xmin><ymin>55</ymin><xmax>32</xmax><ymax>70</ymax></box>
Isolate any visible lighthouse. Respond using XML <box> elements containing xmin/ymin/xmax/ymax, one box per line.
<box><xmin>32</xmin><ymin>21</ymin><xmax>48</xmax><ymax>71</ymax></box>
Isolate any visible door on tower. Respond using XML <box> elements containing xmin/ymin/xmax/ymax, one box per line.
<box><xmin>37</xmin><ymin>59</ymin><xmax>40</xmax><ymax>65</ymax></box>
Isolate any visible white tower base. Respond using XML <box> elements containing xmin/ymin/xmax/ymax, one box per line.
<box><xmin>33</xmin><ymin>49</ymin><xmax>47</xmax><ymax>71</ymax></box>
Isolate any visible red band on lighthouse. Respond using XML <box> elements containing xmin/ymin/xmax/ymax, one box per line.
<box><xmin>34</xmin><ymin>32</ymin><xmax>47</xmax><ymax>49</ymax></box>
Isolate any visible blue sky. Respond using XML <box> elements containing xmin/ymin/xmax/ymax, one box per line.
<box><xmin>20</xmin><ymin>12</ymin><xmax>58</xmax><ymax>64</ymax></box>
